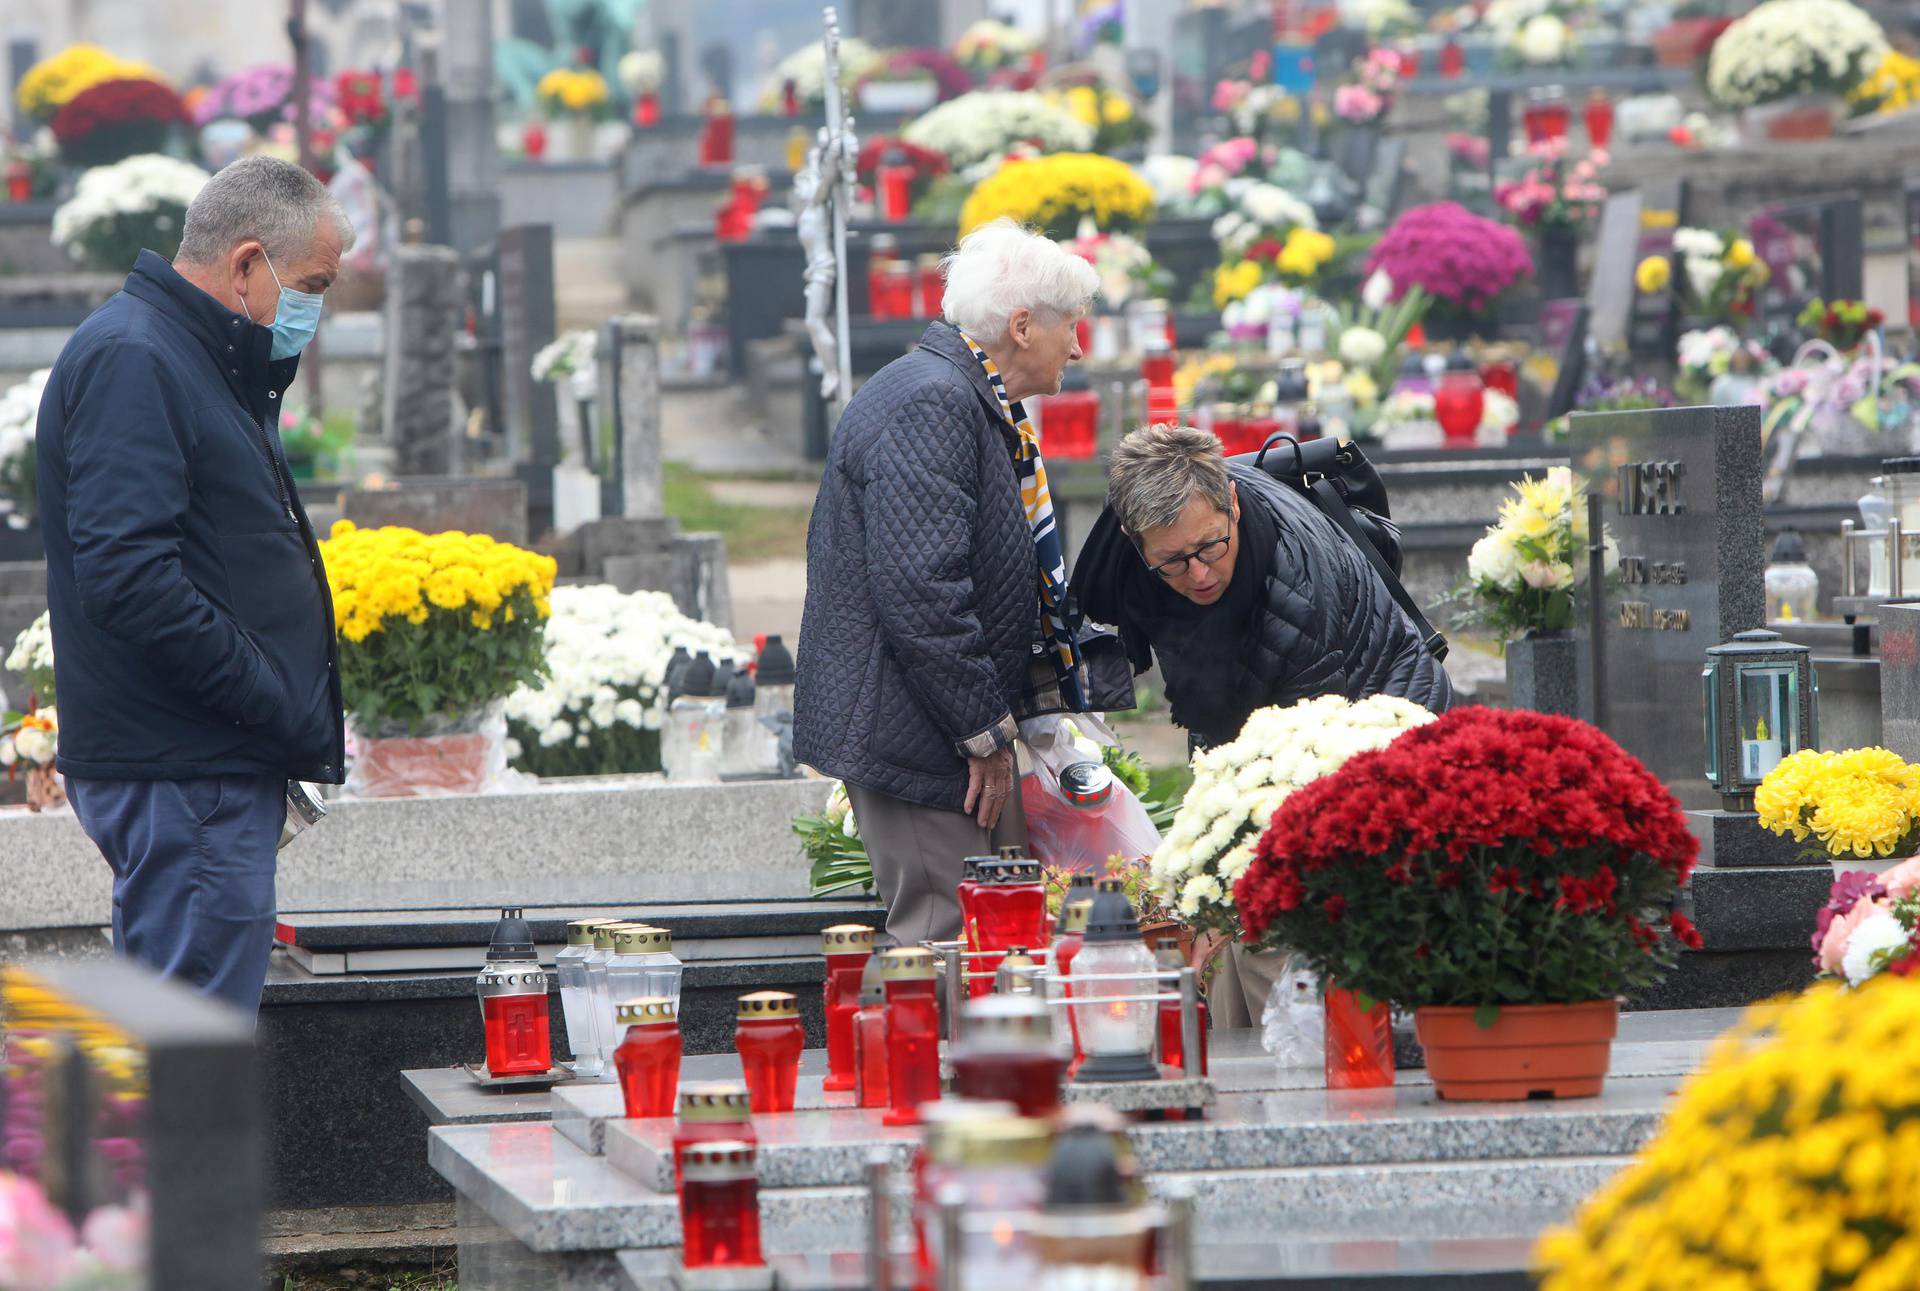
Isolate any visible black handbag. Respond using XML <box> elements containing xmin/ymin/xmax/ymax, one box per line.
<box><xmin>1232</xmin><ymin>434</ymin><xmax>1449</xmax><ymax>662</ymax></box>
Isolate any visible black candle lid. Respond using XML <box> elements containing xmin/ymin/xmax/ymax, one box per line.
<box><xmin>1081</xmin><ymin>879</ymin><xmax>1141</xmax><ymax>943</ymax></box>
<box><xmin>680</xmin><ymin>651</ymin><xmax>717</xmax><ymax>698</ymax></box>
<box><xmin>486</xmin><ymin>907</ymin><xmax>537</xmax><ymax>962</ymax></box>
<box><xmin>756</xmin><ymin>635</ymin><xmax>796</xmax><ymax>685</ymax></box>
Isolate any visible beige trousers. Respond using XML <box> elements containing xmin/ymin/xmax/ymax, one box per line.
<box><xmin>847</xmin><ymin>782</ymin><xmax>1029</xmax><ymax>946</ymax></box>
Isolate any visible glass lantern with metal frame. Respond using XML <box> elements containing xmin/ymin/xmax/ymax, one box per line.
<box><xmin>1702</xmin><ymin>629</ymin><xmax>1819</xmax><ymax>810</ymax></box>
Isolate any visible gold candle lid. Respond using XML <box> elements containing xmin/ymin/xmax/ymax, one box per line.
<box><xmin>821</xmin><ymin>924</ymin><xmax>875</xmax><ymax>954</ymax></box>
<box><xmin>879</xmin><ymin>947</ymin><xmax>937</xmax><ymax>982</ymax></box>
<box><xmin>737</xmin><ymin>990</ymin><xmax>799</xmax><ymax>1020</ymax></box>
<box><xmin>934</xmin><ymin>1116</ymin><xmax>1052</xmax><ymax>1167</ymax></box>
<box><xmin>614</xmin><ymin>926</ymin><xmax>673</xmax><ymax>955</ymax></box>
<box><xmin>679</xmin><ymin>1082</ymin><xmax>752</xmax><ymax>1122</ymax></box>
<box><xmin>567</xmin><ymin>918</ymin><xmax>617</xmax><ymax>946</ymax></box>
<box><xmin>592</xmin><ymin>923</ymin><xmax>629</xmax><ymax>949</ymax></box>
<box><xmin>1060</xmin><ymin>899</ymin><xmax>1092</xmax><ymax>934</ymax></box>
<box><xmin>614</xmin><ymin>996</ymin><xmax>678</xmax><ymax>1025</ymax></box>
<box><xmin>681</xmin><ymin>1139</ymin><xmax>757</xmax><ymax>1183</ymax></box>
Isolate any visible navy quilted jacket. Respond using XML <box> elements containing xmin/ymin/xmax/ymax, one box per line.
<box><xmin>794</xmin><ymin>323</ymin><xmax>1037</xmax><ymax>811</ymax></box>
<box><xmin>1074</xmin><ymin>462</ymin><xmax>1452</xmax><ymax>743</ymax></box>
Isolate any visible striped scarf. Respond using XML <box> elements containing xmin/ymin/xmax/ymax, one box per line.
<box><xmin>960</xmin><ymin>330</ymin><xmax>1084</xmax><ymax>711</ymax></box>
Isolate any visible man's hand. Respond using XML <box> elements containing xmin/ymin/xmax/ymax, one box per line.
<box><xmin>963</xmin><ymin>744</ymin><xmax>1017</xmax><ymax>830</ymax></box>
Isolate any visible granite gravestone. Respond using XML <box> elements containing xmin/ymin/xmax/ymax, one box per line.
<box><xmin>498</xmin><ymin>224</ymin><xmax>561</xmax><ymax>536</ymax></box>
<box><xmin>1585</xmin><ymin>191</ymin><xmax>1643</xmax><ymax>356</ymax></box>
<box><xmin>0</xmin><ymin>960</ymin><xmax>261</xmax><ymax>1290</ymax></box>
<box><xmin>1905</xmin><ymin>175</ymin><xmax>1920</xmax><ymax>331</ymax></box>
<box><xmin>1880</xmin><ymin>603</ymin><xmax>1920</xmax><ymax>763</ymax></box>
<box><xmin>1569</xmin><ymin>404</ymin><xmax>1766</xmax><ymax>812</ymax></box>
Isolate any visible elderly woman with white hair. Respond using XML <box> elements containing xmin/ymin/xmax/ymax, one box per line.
<box><xmin>794</xmin><ymin>218</ymin><xmax>1100</xmax><ymax>944</ymax></box>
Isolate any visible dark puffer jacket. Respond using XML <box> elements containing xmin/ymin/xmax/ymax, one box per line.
<box><xmin>794</xmin><ymin>323</ymin><xmax>1038</xmax><ymax>811</ymax></box>
<box><xmin>1074</xmin><ymin>462</ymin><xmax>1452</xmax><ymax>742</ymax></box>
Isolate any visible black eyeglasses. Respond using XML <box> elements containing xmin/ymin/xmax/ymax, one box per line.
<box><xmin>1142</xmin><ymin>535</ymin><xmax>1230</xmax><ymax>579</ymax></box>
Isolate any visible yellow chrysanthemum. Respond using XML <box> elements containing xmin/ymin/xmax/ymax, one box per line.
<box><xmin>1212</xmin><ymin>259</ymin><xmax>1264</xmax><ymax>307</ymax></box>
<box><xmin>16</xmin><ymin>44</ymin><xmax>164</xmax><ymax>121</ymax></box>
<box><xmin>1635</xmin><ymin>255</ymin><xmax>1672</xmax><ymax>294</ymax></box>
<box><xmin>537</xmin><ymin>68</ymin><xmax>609</xmax><ymax>116</ymax></box>
<box><xmin>1538</xmin><ymin>977</ymin><xmax>1920</xmax><ymax>1290</ymax></box>
<box><xmin>956</xmin><ymin>152</ymin><xmax>1156</xmax><ymax>239</ymax></box>
<box><xmin>1725</xmin><ymin>238</ymin><xmax>1756</xmax><ymax>270</ymax></box>
<box><xmin>1755</xmin><ymin>746</ymin><xmax>1920</xmax><ymax>858</ymax></box>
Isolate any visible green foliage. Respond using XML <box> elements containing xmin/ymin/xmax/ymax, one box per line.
<box><xmin>66</xmin><ymin>201</ymin><xmax>189</xmax><ymax>272</ymax></box>
<box><xmin>339</xmin><ymin>589</ymin><xmax>551</xmax><ymax>734</ymax></box>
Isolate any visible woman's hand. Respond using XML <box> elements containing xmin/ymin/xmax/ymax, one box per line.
<box><xmin>964</xmin><ymin>744</ymin><xmax>1017</xmax><ymax>830</ymax></box>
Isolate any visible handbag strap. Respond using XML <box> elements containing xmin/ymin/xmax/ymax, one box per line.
<box><xmin>1308</xmin><ymin>476</ymin><xmax>1450</xmax><ymax>662</ymax></box>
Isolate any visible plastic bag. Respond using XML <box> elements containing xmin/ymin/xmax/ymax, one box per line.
<box><xmin>1260</xmin><ymin>955</ymin><xmax>1325</xmax><ymax>1069</ymax></box>
<box><xmin>1016</xmin><ymin>714</ymin><xmax>1162</xmax><ymax>870</ymax></box>
<box><xmin>345</xmin><ymin>704</ymin><xmax>521</xmax><ymax>798</ymax></box>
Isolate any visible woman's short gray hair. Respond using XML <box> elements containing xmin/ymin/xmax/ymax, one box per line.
<box><xmin>1107</xmin><ymin>424</ymin><xmax>1233</xmax><ymax>535</ymax></box>
<box><xmin>177</xmin><ymin>155</ymin><xmax>356</xmax><ymax>266</ymax></box>
<box><xmin>940</xmin><ymin>217</ymin><xmax>1098</xmax><ymax>342</ymax></box>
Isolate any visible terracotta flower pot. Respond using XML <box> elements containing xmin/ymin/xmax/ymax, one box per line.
<box><xmin>351</xmin><ymin>732</ymin><xmax>494</xmax><ymax>797</ymax></box>
<box><xmin>1139</xmin><ymin>920</ymin><xmax>1194</xmax><ymax>963</ymax></box>
<box><xmin>1414</xmin><ymin>999</ymin><xmax>1618</xmax><ymax>1100</ymax></box>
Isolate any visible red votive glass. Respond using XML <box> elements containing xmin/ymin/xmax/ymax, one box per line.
<box><xmin>878</xmin><ymin>159</ymin><xmax>913</xmax><ymax>222</ymax></box>
<box><xmin>735</xmin><ymin>991</ymin><xmax>804</xmax><ymax>1114</ymax></box>
<box><xmin>881</xmin><ymin>948</ymin><xmax>942</xmax><ymax>1126</ymax></box>
<box><xmin>1052</xmin><ymin>895</ymin><xmax>1091</xmax><ymax>1074</ymax></box>
<box><xmin>917</xmin><ymin>255</ymin><xmax>946</xmax><ymax>319</ymax></box>
<box><xmin>1480</xmin><ymin>360</ymin><xmax>1519</xmax><ymax>400</ymax></box>
<box><xmin>1039</xmin><ymin>387</ymin><xmax>1100</xmax><ymax>460</ymax></box>
<box><xmin>1141</xmin><ymin>348</ymin><xmax>1176</xmax><ymax>396</ymax></box>
<box><xmin>680</xmin><ymin>1141</ymin><xmax>764</xmax><ymax>1268</ymax></box>
<box><xmin>951</xmin><ymin>995</ymin><xmax>1064</xmax><ymax>1118</ymax></box>
<box><xmin>1584</xmin><ymin>90</ymin><xmax>1614</xmax><ymax>153</ymax></box>
<box><xmin>1434</xmin><ymin>365</ymin><xmax>1486</xmax><ymax>445</ymax></box>
<box><xmin>612</xmin><ymin>997</ymin><xmax>682</xmax><ymax>1118</ymax></box>
<box><xmin>958</xmin><ymin>855</ymin><xmax>992</xmax><ymax>952</ymax></box>
<box><xmin>634</xmin><ymin>92</ymin><xmax>660</xmax><ymax>128</ymax></box>
<box><xmin>1153</xmin><ymin>939</ymin><xmax>1208</xmax><ymax>1077</ymax></box>
<box><xmin>1325</xmin><ymin>985</ymin><xmax>1395</xmax><ymax>1089</ymax></box>
<box><xmin>821</xmin><ymin>924</ymin><xmax>875</xmax><ymax>1092</ymax></box>
<box><xmin>698</xmin><ymin>100</ymin><xmax>734</xmax><ymax>167</ymax></box>
<box><xmin>854</xmin><ymin>1001</ymin><xmax>891</xmax><ymax>1108</ymax></box>
<box><xmin>1522</xmin><ymin>87</ymin><xmax>1571</xmax><ymax>147</ymax></box>
<box><xmin>1440</xmin><ymin>40</ymin><xmax>1465</xmax><ymax>79</ymax></box>
<box><xmin>673</xmin><ymin>1084</ymin><xmax>756</xmax><ymax>1197</ymax></box>
<box><xmin>969</xmin><ymin>858</ymin><xmax>1049</xmax><ymax>998</ymax></box>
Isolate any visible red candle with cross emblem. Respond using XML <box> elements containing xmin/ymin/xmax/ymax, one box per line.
<box><xmin>476</xmin><ymin>908</ymin><xmax>552</xmax><ymax>1077</ymax></box>
<box><xmin>820</xmin><ymin>925</ymin><xmax>874</xmax><ymax>1092</ymax></box>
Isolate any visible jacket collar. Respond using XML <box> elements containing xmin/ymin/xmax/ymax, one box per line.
<box><xmin>122</xmin><ymin>249</ymin><xmax>300</xmax><ymax>406</ymax></box>
<box><xmin>916</xmin><ymin>321</ymin><xmax>1007</xmax><ymax>422</ymax></box>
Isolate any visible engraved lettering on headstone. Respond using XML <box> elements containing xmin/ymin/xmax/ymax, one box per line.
<box><xmin>1620</xmin><ymin>601</ymin><xmax>1650</xmax><ymax>628</ymax></box>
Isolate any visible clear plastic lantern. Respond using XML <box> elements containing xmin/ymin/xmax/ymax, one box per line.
<box><xmin>1703</xmin><ymin>629</ymin><xmax>1818</xmax><ymax>809</ymax></box>
<box><xmin>1068</xmin><ymin>881</ymin><xmax>1159</xmax><ymax>1084</ymax></box>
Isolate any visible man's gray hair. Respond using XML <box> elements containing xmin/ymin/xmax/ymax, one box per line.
<box><xmin>176</xmin><ymin>155</ymin><xmax>356</xmax><ymax>266</ymax></box>
<box><xmin>1107</xmin><ymin>424</ymin><xmax>1233</xmax><ymax>535</ymax></box>
<box><xmin>939</xmin><ymin>217</ymin><xmax>1098</xmax><ymax>342</ymax></box>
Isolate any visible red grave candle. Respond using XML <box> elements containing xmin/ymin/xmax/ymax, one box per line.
<box><xmin>734</xmin><ymin>992</ymin><xmax>805</xmax><ymax>1114</ymax></box>
<box><xmin>1153</xmin><ymin>939</ymin><xmax>1208</xmax><ymax>1077</ymax></box>
<box><xmin>612</xmin><ymin>997</ymin><xmax>682</xmax><ymax>1118</ymax></box>
<box><xmin>820</xmin><ymin>925</ymin><xmax>874</xmax><ymax>1092</ymax></box>
<box><xmin>878</xmin><ymin>160</ymin><xmax>913</xmax><ymax>222</ymax></box>
<box><xmin>634</xmin><ymin>92</ymin><xmax>660</xmax><ymax>128</ymax></box>
<box><xmin>1439</xmin><ymin>40</ymin><xmax>1465</xmax><ymax>79</ymax></box>
<box><xmin>477</xmin><ymin>908</ymin><xmax>551</xmax><ymax>1077</ymax></box>
<box><xmin>1433</xmin><ymin>365</ymin><xmax>1486</xmax><ymax>445</ymax></box>
<box><xmin>880</xmin><ymin>948</ymin><xmax>942</xmax><ymax>1126</ymax></box>
<box><xmin>968</xmin><ymin>859</ymin><xmax>1049</xmax><ymax>999</ymax></box>
<box><xmin>680</xmin><ymin>1141</ymin><xmax>764</xmax><ymax>1268</ymax></box>
<box><xmin>853</xmin><ymin>1001</ymin><xmax>891</xmax><ymax>1108</ymax></box>
<box><xmin>958</xmin><ymin>856</ymin><xmax>991</xmax><ymax>953</ymax></box>
<box><xmin>1325</xmin><ymin>984</ymin><xmax>1395</xmax><ymax>1089</ymax></box>
<box><xmin>951</xmin><ymin>995</ymin><xmax>1064</xmax><ymax>1118</ymax></box>
<box><xmin>673</xmin><ymin>1084</ymin><xmax>756</xmax><ymax>1198</ymax></box>
<box><xmin>917</xmin><ymin>255</ymin><xmax>946</xmax><ymax>319</ymax></box>
<box><xmin>1584</xmin><ymin>91</ymin><xmax>1614</xmax><ymax>153</ymax></box>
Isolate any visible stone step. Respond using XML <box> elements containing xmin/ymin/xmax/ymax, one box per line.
<box><xmin>433</xmin><ymin>1121</ymin><xmax>1631</xmax><ymax>1258</ymax></box>
<box><xmin>601</xmin><ymin>1079</ymin><xmax>1674</xmax><ymax>1193</ymax></box>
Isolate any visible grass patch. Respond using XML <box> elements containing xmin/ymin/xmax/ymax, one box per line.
<box><xmin>661</xmin><ymin>463</ymin><xmax>813</xmax><ymax>563</ymax></box>
<box><xmin>1147</xmin><ymin>762</ymin><xmax>1193</xmax><ymax>808</ymax></box>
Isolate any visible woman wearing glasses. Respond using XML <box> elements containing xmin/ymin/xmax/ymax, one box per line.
<box><xmin>1074</xmin><ymin>424</ymin><xmax>1452</xmax><ymax>754</ymax></box>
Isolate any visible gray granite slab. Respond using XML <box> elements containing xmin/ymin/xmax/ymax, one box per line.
<box><xmin>0</xmin><ymin>776</ymin><xmax>834</xmax><ymax>931</ymax></box>
<box><xmin>602</xmin><ymin>1077</ymin><xmax>1676</xmax><ymax>1193</ymax></box>
<box><xmin>405</xmin><ymin>1066</ymin><xmax>561</xmax><ymax>1127</ymax></box>
<box><xmin>1060</xmin><ymin>1074</ymin><xmax>1217</xmax><ymax>1111</ymax></box>
<box><xmin>553</xmin><ymin>1063</ymin><xmax>861</xmax><ymax>1158</ymax></box>
<box><xmin>277</xmin><ymin>899</ymin><xmax>884</xmax><ymax>952</ymax></box>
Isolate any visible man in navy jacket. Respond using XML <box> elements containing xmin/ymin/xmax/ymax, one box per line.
<box><xmin>36</xmin><ymin>157</ymin><xmax>350</xmax><ymax>1013</ymax></box>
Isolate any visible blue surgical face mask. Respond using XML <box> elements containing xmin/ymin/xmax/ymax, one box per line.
<box><xmin>245</xmin><ymin>250</ymin><xmax>325</xmax><ymax>360</ymax></box>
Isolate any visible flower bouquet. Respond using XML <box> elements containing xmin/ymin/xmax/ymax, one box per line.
<box><xmin>952</xmin><ymin>20</ymin><xmax>1040</xmax><ymax>78</ymax></box>
<box><xmin>1798</xmin><ymin>297</ymin><xmax>1884</xmax><ymax>353</ymax></box>
<box><xmin>15</xmin><ymin>44</ymin><xmax>161</xmax><ymax>125</ymax></box>
<box><xmin>1535</xmin><ymin>976</ymin><xmax>1920</xmax><ymax>1290</ymax></box>
<box><xmin>2</xmin><ymin>616</ymin><xmax>60</xmax><ymax>811</ymax></box>
<box><xmin>900</xmin><ymin>90</ymin><xmax>1093</xmax><ymax>171</ymax></box>
<box><xmin>1210</xmin><ymin>227</ymin><xmax>1337</xmax><ymax>308</ymax></box>
<box><xmin>1634</xmin><ymin>228</ymin><xmax>1771</xmax><ymax>327</ymax></box>
<box><xmin>280</xmin><ymin>408</ymin><xmax>352</xmax><ymax>482</ymax></box>
<box><xmin>1493</xmin><ymin>141</ymin><xmax>1605</xmax><ymax>231</ymax></box>
<box><xmin>321</xmin><ymin>521</ymin><xmax>556</xmax><ymax>797</ymax></box>
<box><xmin>1706</xmin><ymin>0</ymin><xmax>1886</xmax><ymax>124</ymax></box>
<box><xmin>192</xmin><ymin>64</ymin><xmax>335</xmax><ymax>133</ymax></box>
<box><xmin>1451</xmin><ymin>468</ymin><xmax>1612</xmax><ymax>642</ymax></box>
<box><xmin>796</xmin><ymin>783</ymin><xmax>870</xmax><ymax>896</ymax></box>
<box><xmin>536</xmin><ymin>68</ymin><xmax>611</xmax><ymax>120</ymax></box>
<box><xmin>957</xmin><ymin>152</ymin><xmax>1156</xmax><ymax>239</ymax></box>
<box><xmin>0</xmin><ymin>370</ymin><xmax>47</xmax><ymax>531</ymax></box>
<box><xmin>1804</xmin><ymin>862</ymin><xmax>1920</xmax><ymax>985</ymax></box>
<box><xmin>1149</xmin><ymin>696</ymin><xmax>1437</xmax><ymax>940</ymax></box>
<box><xmin>51</xmin><ymin>155</ymin><xmax>208</xmax><ymax>273</ymax></box>
<box><xmin>49</xmin><ymin>77</ymin><xmax>188</xmax><ymax>168</ymax></box>
<box><xmin>1329</xmin><ymin>271</ymin><xmax>1431</xmax><ymax>395</ymax></box>
<box><xmin>1047</xmin><ymin>83</ymin><xmax>1151</xmax><ymax>154</ymax></box>
<box><xmin>1235</xmin><ymin>707</ymin><xmax>1699</xmax><ymax>1098</ymax></box>
<box><xmin>503</xmin><ymin>584</ymin><xmax>738</xmax><ymax>778</ymax></box>
<box><xmin>7</xmin><ymin>613</ymin><xmax>55</xmax><ymax>708</ymax></box>
<box><xmin>1364</xmin><ymin>202</ymin><xmax>1534</xmax><ymax>329</ymax></box>
<box><xmin>759</xmin><ymin>38</ymin><xmax>885</xmax><ymax>114</ymax></box>
<box><xmin>1332</xmin><ymin>48</ymin><xmax>1404</xmax><ymax>126</ymax></box>
<box><xmin>1761</xmin><ymin>333</ymin><xmax>1920</xmax><ymax>454</ymax></box>
<box><xmin>1060</xmin><ymin>220</ymin><xmax>1169</xmax><ymax>313</ymax></box>
<box><xmin>1675</xmin><ymin>326</ymin><xmax>1772</xmax><ymax>403</ymax></box>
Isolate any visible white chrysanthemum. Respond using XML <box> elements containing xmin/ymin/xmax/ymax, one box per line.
<box><xmin>51</xmin><ymin>155</ymin><xmax>209</xmax><ymax>257</ymax></box>
<box><xmin>1842</xmin><ymin>909</ymin><xmax>1912</xmax><ymax>985</ymax></box>
<box><xmin>901</xmin><ymin>90</ymin><xmax>1093</xmax><ymax>170</ymax></box>
<box><xmin>1706</xmin><ymin>0</ymin><xmax>1885</xmax><ymax>108</ymax></box>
